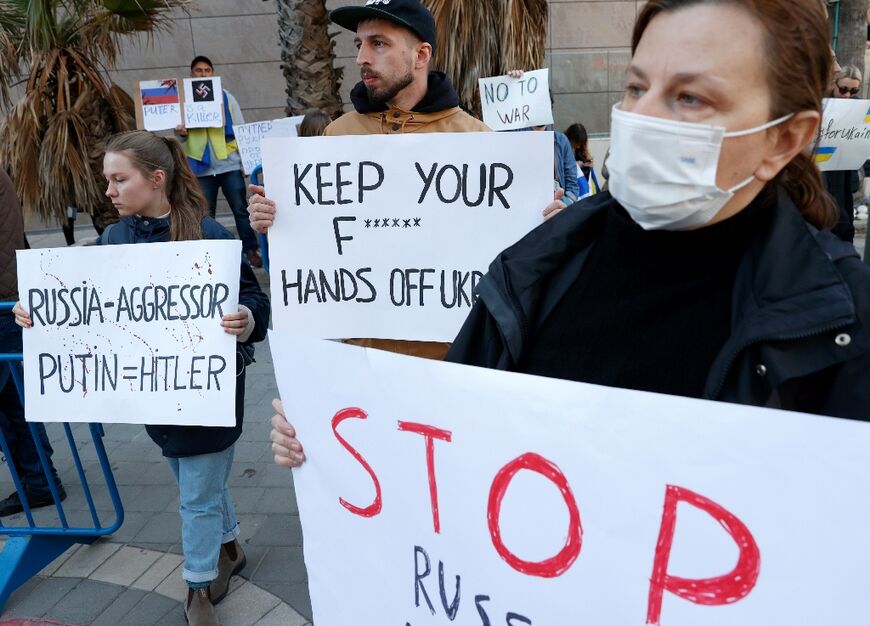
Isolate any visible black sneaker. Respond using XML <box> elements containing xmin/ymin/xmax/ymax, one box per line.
<box><xmin>0</xmin><ymin>486</ymin><xmax>67</xmax><ymax>517</ymax></box>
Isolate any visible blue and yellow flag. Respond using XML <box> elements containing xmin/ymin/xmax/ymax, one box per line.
<box><xmin>815</xmin><ymin>147</ymin><xmax>837</xmax><ymax>164</ymax></box>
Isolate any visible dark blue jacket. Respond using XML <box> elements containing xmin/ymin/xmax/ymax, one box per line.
<box><xmin>448</xmin><ymin>188</ymin><xmax>870</xmax><ymax>421</ymax></box>
<box><xmin>99</xmin><ymin>214</ymin><xmax>270</xmax><ymax>456</ymax></box>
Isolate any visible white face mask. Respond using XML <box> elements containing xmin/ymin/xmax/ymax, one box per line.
<box><xmin>607</xmin><ymin>105</ymin><xmax>793</xmax><ymax>230</ymax></box>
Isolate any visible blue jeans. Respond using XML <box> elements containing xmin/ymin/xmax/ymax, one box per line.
<box><xmin>197</xmin><ymin>170</ymin><xmax>259</xmax><ymax>254</ymax></box>
<box><xmin>166</xmin><ymin>446</ymin><xmax>240</xmax><ymax>584</ymax></box>
<box><xmin>0</xmin><ymin>315</ymin><xmax>59</xmax><ymax>494</ymax></box>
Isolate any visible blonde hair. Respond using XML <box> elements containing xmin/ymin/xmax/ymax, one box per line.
<box><xmin>836</xmin><ymin>65</ymin><xmax>862</xmax><ymax>84</ymax></box>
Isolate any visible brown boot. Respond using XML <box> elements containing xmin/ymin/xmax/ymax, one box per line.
<box><xmin>208</xmin><ymin>539</ymin><xmax>247</xmax><ymax>605</ymax></box>
<box><xmin>185</xmin><ymin>587</ymin><xmax>219</xmax><ymax>625</ymax></box>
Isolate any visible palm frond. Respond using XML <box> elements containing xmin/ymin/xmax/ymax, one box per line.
<box><xmin>0</xmin><ymin>0</ymin><xmax>185</xmax><ymax>224</ymax></box>
<box><xmin>425</xmin><ymin>0</ymin><xmax>547</xmax><ymax>116</ymax></box>
<box><xmin>40</xmin><ymin>108</ymin><xmax>102</xmax><ymax>218</ymax></box>
<box><xmin>0</xmin><ymin>93</ymin><xmax>43</xmax><ymax>213</ymax></box>
<box><xmin>277</xmin><ymin>0</ymin><xmax>344</xmax><ymax>118</ymax></box>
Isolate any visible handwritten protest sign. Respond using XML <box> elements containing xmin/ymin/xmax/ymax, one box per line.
<box><xmin>17</xmin><ymin>241</ymin><xmax>241</xmax><ymax>426</ymax></box>
<box><xmin>815</xmin><ymin>98</ymin><xmax>870</xmax><ymax>171</ymax></box>
<box><xmin>261</xmin><ymin>131</ymin><xmax>552</xmax><ymax>341</ymax></box>
<box><xmin>135</xmin><ymin>79</ymin><xmax>183</xmax><ymax>131</ymax></box>
<box><xmin>271</xmin><ymin>334</ymin><xmax>870</xmax><ymax>626</ymax></box>
<box><xmin>235</xmin><ymin>116</ymin><xmax>304</xmax><ymax>175</ymax></box>
<box><xmin>183</xmin><ymin>77</ymin><xmax>224</xmax><ymax>129</ymax></box>
<box><xmin>479</xmin><ymin>69</ymin><xmax>553</xmax><ymax>131</ymax></box>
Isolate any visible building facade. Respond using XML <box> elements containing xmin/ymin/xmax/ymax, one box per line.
<box><xmin>102</xmin><ymin>0</ymin><xmax>643</xmax><ymax>134</ymax></box>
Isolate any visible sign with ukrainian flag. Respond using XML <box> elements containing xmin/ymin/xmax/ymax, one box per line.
<box><xmin>815</xmin><ymin>98</ymin><xmax>870</xmax><ymax>171</ymax></box>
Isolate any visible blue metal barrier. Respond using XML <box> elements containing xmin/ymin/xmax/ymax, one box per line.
<box><xmin>251</xmin><ymin>164</ymin><xmax>270</xmax><ymax>273</ymax></box>
<box><xmin>0</xmin><ymin>302</ymin><xmax>125</xmax><ymax>611</ymax></box>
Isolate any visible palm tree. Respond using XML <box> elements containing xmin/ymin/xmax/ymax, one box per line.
<box><xmin>834</xmin><ymin>0</ymin><xmax>867</xmax><ymax>77</ymax></box>
<box><xmin>0</xmin><ymin>0</ymin><xmax>190</xmax><ymax>230</ymax></box>
<box><xmin>276</xmin><ymin>0</ymin><xmax>344</xmax><ymax>119</ymax></box>
<box><xmin>425</xmin><ymin>0</ymin><xmax>548</xmax><ymax>117</ymax></box>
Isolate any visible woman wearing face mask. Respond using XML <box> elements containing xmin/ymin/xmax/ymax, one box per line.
<box><xmin>446</xmin><ymin>0</ymin><xmax>870</xmax><ymax>413</ymax></box>
<box><xmin>267</xmin><ymin>0</ymin><xmax>870</xmax><ymax>470</ymax></box>
<box><xmin>14</xmin><ymin>131</ymin><xmax>269</xmax><ymax>626</ymax></box>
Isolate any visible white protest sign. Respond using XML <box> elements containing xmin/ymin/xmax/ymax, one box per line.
<box><xmin>135</xmin><ymin>79</ymin><xmax>182</xmax><ymax>131</ymax></box>
<box><xmin>234</xmin><ymin>116</ymin><xmax>305</xmax><ymax>176</ymax></box>
<box><xmin>479</xmin><ymin>69</ymin><xmax>554</xmax><ymax>131</ymax></box>
<box><xmin>815</xmin><ymin>98</ymin><xmax>870</xmax><ymax>171</ymax></box>
<box><xmin>271</xmin><ymin>334</ymin><xmax>870</xmax><ymax>625</ymax></box>
<box><xmin>262</xmin><ymin>131</ymin><xmax>552</xmax><ymax>341</ymax></box>
<box><xmin>17</xmin><ymin>241</ymin><xmax>241</xmax><ymax>426</ymax></box>
<box><xmin>183</xmin><ymin>76</ymin><xmax>224</xmax><ymax>128</ymax></box>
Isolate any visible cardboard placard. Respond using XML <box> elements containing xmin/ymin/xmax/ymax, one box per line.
<box><xmin>815</xmin><ymin>98</ymin><xmax>870</xmax><ymax>171</ymax></box>
<box><xmin>235</xmin><ymin>116</ymin><xmax>305</xmax><ymax>175</ymax></box>
<box><xmin>17</xmin><ymin>241</ymin><xmax>241</xmax><ymax>425</ymax></box>
<box><xmin>182</xmin><ymin>77</ymin><xmax>225</xmax><ymax>129</ymax></box>
<box><xmin>272</xmin><ymin>334</ymin><xmax>870</xmax><ymax>626</ymax></box>
<box><xmin>135</xmin><ymin>79</ymin><xmax>183</xmax><ymax>132</ymax></box>
<box><xmin>261</xmin><ymin>131</ymin><xmax>553</xmax><ymax>341</ymax></box>
<box><xmin>479</xmin><ymin>69</ymin><xmax>554</xmax><ymax>131</ymax></box>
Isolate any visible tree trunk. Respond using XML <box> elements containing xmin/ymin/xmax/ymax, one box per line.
<box><xmin>835</xmin><ymin>0</ymin><xmax>868</xmax><ymax>76</ymax></box>
<box><xmin>276</xmin><ymin>0</ymin><xmax>344</xmax><ymax>119</ymax></box>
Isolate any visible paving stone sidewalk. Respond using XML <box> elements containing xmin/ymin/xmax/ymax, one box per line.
<box><xmin>1</xmin><ymin>220</ymin><xmax>312</xmax><ymax>625</ymax></box>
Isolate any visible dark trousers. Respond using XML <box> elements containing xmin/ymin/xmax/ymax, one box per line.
<box><xmin>0</xmin><ymin>317</ymin><xmax>60</xmax><ymax>494</ymax></box>
<box><xmin>197</xmin><ymin>170</ymin><xmax>259</xmax><ymax>254</ymax></box>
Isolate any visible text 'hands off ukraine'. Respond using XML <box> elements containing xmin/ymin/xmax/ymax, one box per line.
<box><xmin>262</xmin><ymin>131</ymin><xmax>554</xmax><ymax>343</ymax></box>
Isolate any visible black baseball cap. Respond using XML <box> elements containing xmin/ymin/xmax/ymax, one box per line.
<box><xmin>330</xmin><ymin>0</ymin><xmax>437</xmax><ymax>53</ymax></box>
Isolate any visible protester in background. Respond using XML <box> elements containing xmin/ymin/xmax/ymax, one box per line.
<box><xmin>834</xmin><ymin>65</ymin><xmax>862</xmax><ymax>98</ymax></box>
<box><xmin>15</xmin><ymin>131</ymin><xmax>269</xmax><ymax>626</ymax></box>
<box><xmin>504</xmin><ymin>70</ymin><xmax>579</xmax><ymax>203</ymax></box>
<box><xmin>824</xmin><ymin>62</ymin><xmax>862</xmax><ymax>242</ymax></box>
<box><xmin>248</xmin><ymin>0</ymin><xmax>566</xmax><ymax>361</ymax></box>
<box><xmin>269</xmin><ymin>0</ymin><xmax>870</xmax><ymax>470</ymax></box>
<box><xmin>0</xmin><ymin>169</ymin><xmax>66</xmax><ymax>518</ymax></box>
<box><xmin>175</xmin><ymin>56</ymin><xmax>263</xmax><ymax>268</ymax></box>
<box><xmin>297</xmin><ymin>108</ymin><xmax>331</xmax><ymax>137</ymax></box>
<box><xmin>542</xmin><ymin>123</ymin><xmax>580</xmax><ymax>203</ymax></box>
<box><xmin>565</xmin><ymin>122</ymin><xmax>599</xmax><ymax>198</ymax></box>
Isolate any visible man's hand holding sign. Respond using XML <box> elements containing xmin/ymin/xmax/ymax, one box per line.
<box><xmin>257</xmin><ymin>131</ymin><xmax>554</xmax><ymax>342</ymax></box>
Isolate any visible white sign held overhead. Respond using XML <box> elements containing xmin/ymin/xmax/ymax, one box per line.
<box><xmin>183</xmin><ymin>77</ymin><xmax>224</xmax><ymax>128</ymax></box>
<box><xmin>17</xmin><ymin>241</ymin><xmax>241</xmax><ymax>426</ymax></box>
<box><xmin>234</xmin><ymin>116</ymin><xmax>305</xmax><ymax>176</ymax></box>
<box><xmin>261</xmin><ymin>131</ymin><xmax>552</xmax><ymax>342</ymax></box>
<box><xmin>815</xmin><ymin>98</ymin><xmax>870</xmax><ymax>171</ymax></box>
<box><xmin>271</xmin><ymin>334</ymin><xmax>870</xmax><ymax>626</ymax></box>
<box><xmin>479</xmin><ymin>69</ymin><xmax>554</xmax><ymax>131</ymax></box>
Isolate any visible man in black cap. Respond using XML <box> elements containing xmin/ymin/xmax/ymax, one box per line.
<box><xmin>322</xmin><ymin>0</ymin><xmax>489</xmax><ymax>135</ymax></box>
<box><xmin>248</xmin><ymin>0</ymin><xmax>567</xmax><ymax>357</ymax></box>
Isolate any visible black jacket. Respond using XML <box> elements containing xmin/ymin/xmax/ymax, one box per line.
<box><xmin>447</xmin><ymin>189</ymin><xmax>870</xmax><ymax>421</ymax></box>
<box><xmin>100</xmin><ymin>214</ymin><xmax>270</xmax><ymax>456</ymax></box>
<box><xmin>822</xmin><ymin>169</ymin><xmax>860</xmax><ymax>243</ymax></box>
